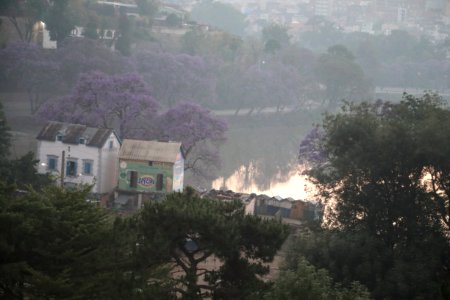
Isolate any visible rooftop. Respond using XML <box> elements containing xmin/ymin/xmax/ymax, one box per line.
<box><xmin>119</xmin><ymin>139</ymin><xmax>182</xmax><ymax>163</ymax></box>
<box><xmin>36</xmin><ymin>121</ymin><xmax>118</xmax><ymax>148</ymax></box>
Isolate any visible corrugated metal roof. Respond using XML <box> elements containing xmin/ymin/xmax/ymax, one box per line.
<box><xmin>62</xmin><ymin>124</ymin><xmax>86</xmax><ymax>144</ymax></box>
<box><xmin>36</xmin><ymin>121</ymin><xmax>117</xmax><ymax>148</ymax></box>
<box><xmin>87</xmin><ymin>128</ymin><xmax>114</xmax><ymax>147</ymax></box>
<box><xmin>119</xmin><ymin>139</ymin><xmax>182</xmax><ymax>163</ymax></box>
<box><xmin>36</xmin><ymin>122</ymin><xmax>64</xmax><ymax>141</ymax></box>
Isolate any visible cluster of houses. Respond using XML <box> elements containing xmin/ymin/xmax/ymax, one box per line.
<box><xmin>35</xmin><ymin>121</ymin><xmax>322</xmax><ymax>223</ymax></box>
<box><xmin>36</xmin><ymin>121</ymin><xmax>184</xmax><ymax>210</ymax></box>
<box><xmin>199</xmin><ymin>189</ymin><xmax>322</xmax><ymax>225</ymax></box>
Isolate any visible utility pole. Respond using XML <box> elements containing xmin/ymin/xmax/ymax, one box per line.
<box><xmin>60</xmin><ymin>150</ymin><xmax>65</xmax><ymax>187</ymax></box>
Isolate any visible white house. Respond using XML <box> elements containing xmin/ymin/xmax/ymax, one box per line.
<box><xmin>36</xmin><ymin>121</ymin><xmax>121</xmax><ymax>195</ymax></box>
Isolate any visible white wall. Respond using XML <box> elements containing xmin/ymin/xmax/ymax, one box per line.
<box><xmin>36</xmin><ymin>134</ymin><xmax>119</xmax><ymax>194</ymax></box>
<box><xmin>245</xmin><ymin>198</ymin><xmax>256</xmax><ymax>215</ymax></box>
<box><xmin>98</xmin><ymin>133</ymin><xmax>120</xmax><ymax>194</ymax></box>
<box><xmin>42</xmin><ymin>28</ymin><xmax>57</xmax><ymax>49</ymax></box>
<box><xmin>172</xmin><ymin>152</ymin><xmax>184</xmax><ymax>192</ymax></box>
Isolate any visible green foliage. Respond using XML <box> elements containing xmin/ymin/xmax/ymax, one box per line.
<box><xmin>262</xmin><ymin>24</ymin><xmax>290</xmax><ymax>53</ymax></box>
<box><xmin>266</xmin><ymin>255</ymin><xmax>370</xmax><ymax>300</ymax></box>
<box><xmin>180</xmin><ymin>30</ymin><xmax>242</xmax><ymax>62</ymax></box>
<box><xmin>166</xmin><ymin>13</ymin><xmax>182</xmax><ymax>27</ymax></box>
<box><xmin>0</xmin><ymin>103</ymin><xmax>51</xmax><ymax>190</ymax></box>
<box><xmin>191</xmin><ymin>1</ymin><xmax>246</xmax><ymax>37</ymax></box>
<box><xmin>83</xmin><ymin>14</ymin><xmax>100</xmax><ymax>39</ymax></box>
<box><xmin>3</xmin><ymin>151</ymin><xmax>52</xmax><ymax>189</ymax></box>
<box><xmin>299</xmin><ymin>28</ymin><xmax>446</xmax><ymax>89</ymax></box>
<box><xmin>44</xmin><ymin>0</ymin><xmax>77</xmax><ymax>45</ymax></box>
<box><xmin>315</xmin><ymin>45</ymin><xmax>372</xmax><ymax>108</ymax></box>
<box><xmin>136</xmin><ymin>0</ymin><xmax>159</xmax><ymax>18</ymax></box>
<box><xmin>299</xmin><ymin>94</ymin><xmax>450</xmax><ymax>299</ymax></box>
<box><xmin>288</xmin><ymin>227</ymin><xmax>450</xmax><ymax>300</ymax></box>
<box><xmin>316</xmin><ymin>94</ymin><xmax>450</xmax><ymax>235</ymax></box>
<box><xmin>0</xmin><ymin>102</ymin><xmax>11</xmax><ymax>160</ymax></box>
<box><xmin>137</xmin><ymin>187</ymin><xmax>289</xmax><ymax>299</ymax></box>
<box><xmin>0</xmin><ymin>184</ymin><xmax>109</xmax><ymax>298</ymax></box>
<box><xmin>0</xmin><ymin>182</ymin><xmax>173</xmax><ymax>299</ymax></box>
<box><xmin>116</xmin><ymin>13</ymin><xmax>132</xmax><ymax>56</ymax></box>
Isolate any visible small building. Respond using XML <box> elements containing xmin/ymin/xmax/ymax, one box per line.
<box><xmin>36</xmin><ymin>121</ymin><xmax>121</xmax><ymax>195</ymax></box>
<box><xmin>115</xmin><ymin>139</ymin><xmax>184</xmax><ymax>209</ymax></box>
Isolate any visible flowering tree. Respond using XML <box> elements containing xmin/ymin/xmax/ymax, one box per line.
<box><xmin>134</xmin><ymin>51</ymin><xmax>216</xmax><ymax>107</ymax></box>
<box><xmin>55</xmin><ymin>38</ymin><xmax>132</xmax><ymax>87</ymax></box>
<box><xmin>298</xmin><ymin>127</ymin><xmax>327</xmax><ymax>169</ymax></box>
<box><xmin>38</xmin><ymin>71</ymin><xmax>159</xmax><ymax>137</ymax></box>
<box><xmin>0</xmin><ymin>42</ymin><xmax>60</xmax><ymax>113</ymax></box>
<box><xmin>153</xmin><ymin>102</ymin><xmax>228</xmax><ymax>181</ymax></box>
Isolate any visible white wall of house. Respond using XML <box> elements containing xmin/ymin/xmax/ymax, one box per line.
<box><xmin>42</xmin><ymin>27</ymin><xmax>57</xmax><ymax>49</ymax></box>
<box><xmin>245</xmin><ymin>198</ymin><xmax>256</xmax><ymax>215</ymax></box>
<box><xmin>98</xmin><ymin>133</ymin><xmax>120</xmax><ymax>194</ymax></box>
<box><xmin>36</xmin><ymin>133</ymin><xmax>120</xmax><ymax>194</ymax></box>
<box><xmin>172</xmin><ymin>152</ymin><xmax>184</xmax><ymax>192</ymax></box>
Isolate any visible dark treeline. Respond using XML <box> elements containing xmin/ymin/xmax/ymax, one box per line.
<box><xmin>298</xmin><ymin>93</ymin><xmax>450</xmax><ymax>299</ymax></box>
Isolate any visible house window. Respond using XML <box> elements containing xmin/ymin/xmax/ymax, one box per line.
<box><xmin>109</xmin><ymin>140</ymin><xmax>114</xmax><ymax>149</ymax></box>
<box><xmin>82</xmin><ymin>160</ymin><xmax>93</xmax><ymax>175</ymax></box>
<box><xmin>79</xmin><ymin>138</ymin><xmax>85</xmax><ymax>144</ymax></box>
<box><xmin>156</xmin><ymin>174</ymin><xmax>163</xmax><ymax>191</ymax></box>
<box><xmin>66</xmin><ymin>159</ymin><xmax>78</xmax><ymax>177</ymax></box>
<box><xmin>47</xmin><ymin>155</ymin><xmax>58</xmax><ymax>171</ymax></box>
<box><xmin>56</xmin><ymin>134</ymin><xmax>63</xmax><ymax>141</ymax></box>
<box><xmin>148</xmin><ymin>161</ymin><xmax>153</xmax><ymax>166</ymax></box>
<box><xmin>129</xmin><ymin>171</ymin><xmax>138</xmax><ymax>188</ymax></box>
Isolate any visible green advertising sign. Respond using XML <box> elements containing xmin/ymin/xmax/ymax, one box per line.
<box><xmin>118</xmin><ymin>160</ymin><xmax>173</xmax><ymax>192</ymax></box>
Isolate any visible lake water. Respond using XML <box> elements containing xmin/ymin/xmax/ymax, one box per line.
<box><xmin>212</xmin><ymin>112</ymin><xmax>321</xmax><ymax>201</ymax></box>
<box><xmin>212</xmin><ymin>165</ymin><xmax>316</xmax><ymax>200</ymax></box>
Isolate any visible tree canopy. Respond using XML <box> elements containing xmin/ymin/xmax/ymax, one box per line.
<box><xmin>190</xmin><ymin>1</ymin><xmax>246</xmax><ymax>37</ymax></box>
<box><xmin>298</xmin><ymin>94</ymin><xmax>450</xmax><ymax>299</ymax></box>
<box><xmin>137</xmin><ymin>187</ymin><xmax>289</xmax><ymax>299</ymax></box>
<box><xmin>0</xmin><ymin>184</ymin><xmax>110</xmax><ymax>298</ymax></box>
<box><xmin>134</xmin><ymin>50</ymin><xmax>216</xmax><ymax>107</ymax></box>
<box><xmin>38</xmin><ymin>71</ymin><xmax>159</xmax><ymax>137</ymax></box>
<box><xmin>315</xmin><ymin>45</ymin><xmax>372</xmax><ymax>109</ymax></box>
<box><xmin>0</xmin><ymin>42</ymin><xmax>59</xmax><ymax>113</ymax></box>
<box><xmin>154</xmin><ymin>102</ymin><xmax>228</xmax><ymax>182</ymax></box>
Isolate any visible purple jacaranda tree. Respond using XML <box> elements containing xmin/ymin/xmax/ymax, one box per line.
<box><xmin>151</xmin><ymin>102</ymin><xmax>228</xmax><ymax>181</ymax></box>
<box><xmin>134</xmin><ymin>51</ymin><xmax>216</xmax><ymax>107</ymax></box>
<box><xmin>0</xmin><ymin>42</ymin><xmax>60</xmax><ymax>113</ymax></box>
<box><xmin>38</xmin><ymin>71</ymin><xmax>159</xmax><ymax>137</ymax></box>
<box><xmin>298</xmin><ymin>127</ymin><xmax>327</xmax><ymax>170</ymax></box>
<box><xmin>55</xmin><ymin>38</ymin><xmax>133</xmax><ymax>87</ymax></box>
